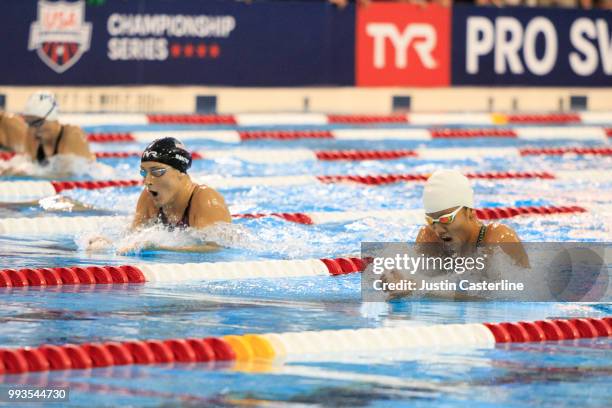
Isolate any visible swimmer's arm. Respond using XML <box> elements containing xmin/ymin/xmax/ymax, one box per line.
<box><xmin>485</xmin><ymin>224</ymin><xmax>530</xmax><ymax>268</ymax></box>
<box><xmin>59</xmin><ymin>128</ymin><xmax>95</xmax><ymax>160</ymax></box>
<box><xmin>416</xmin><ymin>226</ymin><xmax>440</xmax><ymax>243</ymax></box>
<box><xmin>1</xmin><ymin>114</ymin><xmax>28</xmax><ymax>152</ymax></box>
<box><xmin>130</xmin><ymin>189</ymin><xmax>157</xmax><ymax>231</ymax></box>
<box><xmin>152</xmin><ymin>243</ymin><xmax>221</xmax><ymax>253</ymax></box>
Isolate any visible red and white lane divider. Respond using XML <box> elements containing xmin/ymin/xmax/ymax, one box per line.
<box><xmin>4</xmin><ymin>146</ymin><xmax>609</xmax><ymax>164</ymax></box>
<box><xmin>0</xmin><ymin>317</ymin><xmax>609</xmax><ymax>374</ymax></box>
<box><xmin>61</xmin><ymin>112</ymin><xmax>612</xmax><ymax>127</ymax></box>
<box><xmin>3</xmin><ymin>170</ymin><xmax>608</xmax><ymax>202</ymax></box>
<box><xmin>85</xmin><ymin>126</ymin><xmax>612</xmax><ymax>143</ymax></box>
<box><xmin>0</xmin><ymin>257</ymin><xmax>364</xmax><ymax>287</ymax></box>
<box><xmin>0</xmin><ymin>205</ymin><xmax>588</xmax><ymax>234</ymax></box>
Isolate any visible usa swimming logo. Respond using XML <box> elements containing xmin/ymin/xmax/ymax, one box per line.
<box><xmin>28</xmin><ymin>0</ymin><xmax>92</xmax><ymax>74</ymax></box>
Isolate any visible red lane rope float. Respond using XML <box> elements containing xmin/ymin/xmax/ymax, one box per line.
<box><xmin>315</xmin><ymin>149</ymin><xmax>417</xmax><ymax>161</ymax></box>
<box><xmin>233</xmin><ymin>212</ymin><xmax>315</xmax><ymax>224</ymax></box>
<box><xmin>520</xmin><ymin>147</ymin><xmax>612</xmax><ymax>156</ymax></box>
<box><xmin>506</xmin><ymin>113</ymin><xmax>582</xmax><ymax>124</ymax></box>
<box><xmin>0</xmin><ymin>152</ymin><xmax>17</xmax><ymax>160</ymax></box>
<box><xmin>50</xmin><ymin>180</ymin><xmax>142</xmax><ymax>193</ymax></box>
<box><xmin>238</xmin><ymin>130</ymin><xmax>333</xmax><ymax>141</ymax></box>
<box><xmin>431</xmin><ymin>128</ymin><xmax>517</xmax><ymax>138</ymax></box>
<box><xmin>317</xmin><ymin>171</ymin><xmax>554</xmax><ymax>185</ymax></box>
<box><xmin>0</xmin><ymin>265</ymin><xmax>145</xmax><ymax>287</ymax></box>
<box><xmin>0</xmin><ymin>317</ymin><xmax>609</xmax><ymax>374</ymax></box>
<box><xmin>147</xmin><ymin>114</ymin><xmax>237</xmax><ymax>125</ymax></box>
<box><xmin>0</xmin><ymin>257</ymin><xmax>363</xmax><ymax>288</ymax></box>
<box><xmin>87</xmin><ymin>133</ymin><xmax>135</xmax><ymax>143</ymax></box>
<box><xmin>473</xmin><ymin>205</ymin><xmax>586</xmax><ymax>220</ymax></box>
<box><xmin>327</xmin><ymin>114</ymin><xmax>408</xmax><ymax>124</ymax></box>
<box><xmin>605</xmin><ymin>128</ymin><xmax>612</xmax><ymax>137</ymax></box>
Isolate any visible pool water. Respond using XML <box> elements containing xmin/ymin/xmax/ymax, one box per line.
<box><xmin>0</xmin><ymin>118</ymin><xmax>611</xmax><ymax>407</ymax></box>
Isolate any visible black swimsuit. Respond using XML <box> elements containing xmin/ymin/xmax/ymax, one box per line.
<box><xmin>158</xmin><ymin>188</ymin><xmax>196</xmax><ymax>230</ymax></box>
<box><xmin>36</xmin><ymin>126</ymin><xmax>64</xmax><ymax>165</ymax></box>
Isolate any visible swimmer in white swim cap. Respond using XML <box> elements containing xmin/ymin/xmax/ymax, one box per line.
<box><xmin>22</xmin><ymin>91</ymin><xmax>94</xmax><ymax>165</ymax></box>
<box><xmin>381</xmin><ymin>169</ymin><xmax>528</xmax><ymax>300</ymax></box>
<box><xmin>417</xmin><ymin>169</ymin><xmax>527</xmax><ymax>263</ymax></box>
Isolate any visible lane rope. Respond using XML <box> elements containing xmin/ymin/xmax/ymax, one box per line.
<box><xmin>0</xmin><ymin>205</ymin><xmax>588</xmax><ymax>235</ymax></box>
<box><xmin>5</xmin><ymin>147</ymin><xmax>610</xmax><ymax>164</ymax></box>
<box><xmin>59</xmin><ymin>112</ymin><xmax>612</xmax><ymax>127</ymax></box>
<box><xmin>0</xmin><ymin>317</ymin><xmax>609</xmax><ymax>374</ymax></box>
<box><xmin>0</xmin><ymin>257</ymin><xmax>364</xmax><ymax>287</ymax></box>
<box><xmin>3</xmin><ymin>170</ymin><xmax>607</xmax><ymax>202</ymax></box>
<box><xmin>85</xmin><ymin>126</ymin><xmax>612</xmax><ymax>143</ymax></box>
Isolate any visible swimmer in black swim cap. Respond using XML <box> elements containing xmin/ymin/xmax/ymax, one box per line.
<box><xmin>135</xmin><ymin>137</ymin><xmax>231</xmax><ymax>231</ymax></box>
<box><xmin>87</xmin><ymin>137</ymin><xmax>231</xmax><ymax>253</ymax></box>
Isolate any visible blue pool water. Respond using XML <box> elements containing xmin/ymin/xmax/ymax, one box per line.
<box><xmin>0</xmin><ymin>120</ymin><xmax>611</xmax><ymax>407</ymax></box>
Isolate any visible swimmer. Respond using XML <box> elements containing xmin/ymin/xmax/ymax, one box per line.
<box><xmin>382</xmin><ymin>169</ymin><xmax>528</xmax><ymax>299</ymax></box>
<box><xmin>417</xmin><ymin>169</ymin><xmax>527</xmax><ymax>262</ymax></box>
<box><xmin>88</xmin><ymin>137</ymin><xmax>231</xmax><ymax>253</ymax></box>
<box><xmin>22</xmin><ymin>91</ymin><xmax>94</xmax><ymax>164</ymax></box>
<box><xmin>0</xmin><ymin>110</ymin><xmax>28</xmax><ymax>153</ymax></box>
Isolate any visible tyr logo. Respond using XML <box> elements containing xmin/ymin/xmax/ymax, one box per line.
<box><xmin>366</xmin><ymin>23</ymin><xmax>438</xmax><ymax>70</ymax></box>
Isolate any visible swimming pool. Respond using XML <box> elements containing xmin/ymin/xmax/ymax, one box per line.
<box><xmin>0</xmin><ymin>114</ymin><xmax>611</xmax><ymax>407</ymax></box>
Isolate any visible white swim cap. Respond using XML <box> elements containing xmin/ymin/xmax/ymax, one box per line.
<box><xmin>423</xmin><ymin>169</ymin><xmax>474</xmax><ymax>213</ymax></box>
<box><xmin>24</xmin><ymin>91</ymin><xmax>58</xmax><ymax>121</ymax></box>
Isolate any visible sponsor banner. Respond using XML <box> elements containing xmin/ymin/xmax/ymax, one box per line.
<box><xmin>356</xmin><ymin>3</ymin><xmax>451</xmax><ymax>86</ymax></box>
<box><xmin>452</xmin><ymin>5</ymin><xmax>612</xmax><ymax>86</ymax></box>
<box><xmin>362</xmin><ymin>242</ymin><xmax>611</xmax><ymax>302</ymax></box>
<box><xmin>1</xmin><ymin>0</ymin><xmax>355</xmax><ymax>85</ymax></box>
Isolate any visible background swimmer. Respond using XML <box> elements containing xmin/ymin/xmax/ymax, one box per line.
<box><xmin>0</xmin><ymin>91</ymin><xmax>94</xmax><ymax>176</ymax></box>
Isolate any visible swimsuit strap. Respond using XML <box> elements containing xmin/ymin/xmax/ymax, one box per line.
<box><xmin>476</xmin><ymin>224</ymin><xmax>487</xmax><ymax>246</ymax></box>
<box><xmin>180</xmin><ymin>186</ymin><xmax>196</xmax><ymax>227</ymax></box>
<box><xmin>53</xmin><ymin>125</ymin><xmax>64</xmax><ymax>155</ymax></box>
<box><xmin>36</xmin><ymin>125</ymin><xmax>64</xmax><ymax>165</ymax></box>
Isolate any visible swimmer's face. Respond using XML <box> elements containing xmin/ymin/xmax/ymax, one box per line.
<box><xmin>24</xmin><ymin>115</ymin><xmax>55</xmax><ymax>140</ymax></box>
<box><xmin>141</xmin><ymin>161</ymin><xmax>183</xmax><ymax>206</ymax></box>
<box><xmin>426</xmin><ymin>206</ymin><xmax>473</xmax><ymax>246</ymax></box>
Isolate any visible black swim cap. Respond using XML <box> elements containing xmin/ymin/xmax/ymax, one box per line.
<box><xmin>141</xmin><ymin>137</ymin><xmax>192</xmax><ymax>173</ymax></box>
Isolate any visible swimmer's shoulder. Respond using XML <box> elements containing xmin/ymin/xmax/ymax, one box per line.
<box><xmin>483</xmin><ymin>222</ymin><xmax>521</xmax><ymax>243</ymax></box>
<box><xmin>190</xmin><ymin>184</ymin><xmax>231</xmax><ymax>225</ymax></box>
<box><xmin>416</xmin><ymin>225</ymin><xmax>442</xmax><ymax>243</ymax></box>
<box><xmin>58</xmin><ymin>124</ymin><xmax>93</xmax><ymax>158</ymax></box>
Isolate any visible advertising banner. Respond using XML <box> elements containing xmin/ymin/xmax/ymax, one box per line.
<box><xmin>452</xmin><ymin>5</ymin><xmax>612</xmax><ymax>86</ymax></box>
<box><xmin>356</xmin><ymin>3</ymin><xmax>451</xmax><ymax>87</ymax></box>
<box><xmin>0</xmin><ymin>0</ymin><xmax>355</xmax><ymax>86</ymax></box>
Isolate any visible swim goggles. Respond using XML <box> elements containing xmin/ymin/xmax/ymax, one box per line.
<box><xmin>425</xmin><ymin>206</ymin><xmax>464</xmax><ymax>225</ymax></box>
<box><xmin>140</xmin><ymin>167</ymin><xmax>168</xmax><ymax>178</ymax></box>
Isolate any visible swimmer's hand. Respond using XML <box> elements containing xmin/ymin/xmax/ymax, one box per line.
<box><xmin>381</xmin><ymin>269</ymin><xmax>414</xmax><ymax>300</ymax></box>
<box><xmin>86</xmin><ymin>236</ymin><xmax>113</xmax><ymax>252</ymax></box>
<box><xmin>116</xmin><ymin>241</ymin><xmax>152</xmax><ymax>256</ymax></box>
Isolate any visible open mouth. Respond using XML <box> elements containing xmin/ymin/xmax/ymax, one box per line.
<box><xmin>148</xmin><ymin>190</ymin><xmax>159</xmax><ymax>197</ymax></box>
<box><xmin>440</xmin><ymin>236</ymin><xmax>453</xmax><ymax>242</ymax></box>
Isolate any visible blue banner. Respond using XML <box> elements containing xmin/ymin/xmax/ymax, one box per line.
<box><xmin>451</xmin><ymin>6</ymin><xmax>612</xmax><ymax>86</ymax></box>
<box><xmin>0</xmin><ymin>0</ymin><xmax>355</xmax><ymax>86</ymax></box>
